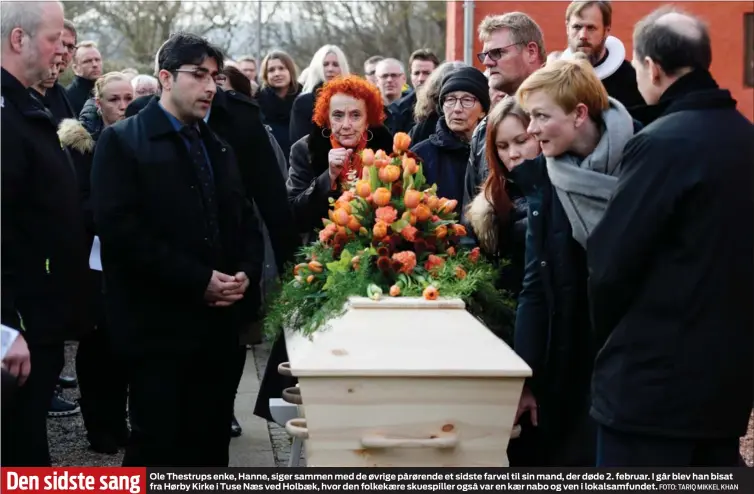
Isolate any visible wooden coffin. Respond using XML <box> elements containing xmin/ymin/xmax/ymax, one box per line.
<box><xmin>284</xmin><ymin>297</ymin><xmax>532</xmax><ymax>467</ymax></box>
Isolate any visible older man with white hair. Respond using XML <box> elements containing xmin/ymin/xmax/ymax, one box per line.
<box><xmin>131</xmin><ymin>73</ymin><xmax>159</xmax><ymax>98</ymax></box>
<box><xmin>1</xmin><ymin>0</ymin><xmax>91</xmax><ymax>466</ymax></box>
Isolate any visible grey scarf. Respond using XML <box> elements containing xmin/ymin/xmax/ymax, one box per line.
<box><xmin>546</xmin><ymin>97</ymin><xmax>634</xmax><ymax>248</ymax></box>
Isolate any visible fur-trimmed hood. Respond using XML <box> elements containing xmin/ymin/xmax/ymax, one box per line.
<box><xmin>466</xmin><ymin>192</ymin><xmax>499</xmax><ymax>254</ymax></box>
<box><xmin>57</xmin><ymin>118</ymin><xmax>94</xmax><ymax>154</ymax></box>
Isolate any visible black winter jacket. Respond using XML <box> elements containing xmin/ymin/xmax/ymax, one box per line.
<box><xmin>1</xmin><ymin>68</ymin><xmax>91</xmax><ymax>343</ymax></box>
<box><xmin>288</xmin><ymin>82</ymin><xmax>323</xmax><ymax>149</ymax></box>
<box><xmin>29</xmin><ymin>82</ymin><xmax>75</xmax><ymax>124</ymax></box>
<box><xmin>65</xmin><ymin>75</ymin><xmax>95</xmax><ymax>116</ymax></box>
<box><xmin>588</xmin><ymin>70</ymin><xmax>754</xmax><ymax>439</ymax></box>
<box><xmin>462</xmin><ymin>116</ymin><xmax>488</xmax><ymax>226</ymax></box>
<box><xmin>258</xmin><ymin>84</ymin><xmax>301</xmax><ymax>163</ymax></box>
<box><xmin>410</xmin><ymin>118</ymin><xmax>471</xmax><ymax>204</ymax></box>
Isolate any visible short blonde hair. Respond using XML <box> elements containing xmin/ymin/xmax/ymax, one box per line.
<box><xmin>516</xmin><ymin>58</ymin><xmax>608</xmax><ymax>121</ymax></box>
<box><xmin>94</xmin><ymin>72</ymin><xmax>132</xmax><ymax>100</ymax></box>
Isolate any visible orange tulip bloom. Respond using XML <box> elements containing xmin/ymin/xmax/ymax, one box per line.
<box><xmin>452</xmin><ymin>224</ymin><xmax>467</xmax><ymax>237</ymax></box>
<box><xmin>389</xmin><ymin>285</ymin><xmax>401</xmax><ymax>297</ymax></box>
<box><xmin>426</xmin><ymin>195</ymin><xmax>440</xmax><ymax>211</ymax></box>
<box><xmin>414</xmin><ymin>204</ymin><xmax>431</xmax><ymax>222</ymax></box>
<box><xmin>378</xmin><ymin>164</ymin><xmax>401</xmax><ymax>183</ymax></box>
<box><xmin>332</xmin><ymin>208</ymin><xmax>350</xmax><ymax>226</ymax></box>
<box><xmin>404</xmin><ymin>189</ymin><xmax>422</xmax><ymax>209</ymax></box>
<box><xmin>443</xmin><ymin>199</ymin><xmax>458</xmax><ymax>213</ymax></box>
<box><xmin>347</xmin><ymin>215</ymin><xmax>361</xmax><ymax>232</ymax></box>
<box><xmin>393</xmin><ymin>132</ymin><xmax>411</xmax><ymax>154</ymax></box>
<box><xmin>435</xmin><ymin>225</ymin><xmax>448</xmax><ymax>240</ymax></box>
<box><xmin>469</xmin><ymin>247</ymin><xmax>481</xmax><ymax>263</ymax></box>
<box><xmin>424</xmin><ymin>254</ymin><xmax>445</xmax><ymax>272</ymax></box>
<box><xmin>355</xmin><ymin>180</ymin><xmax>371</xmax><ymax>198</ymax></box>
<box><xmin>423</xmin><ymin>285</ymin><xmax>439</xmax><ymax>300</ymax></box>
<box><xmin>402</xmin><ymin>156</ymin><xmax>418</xmax><ymax>175</ymax></box>
<box><xmin>455</xmin><ymin>266</ymin><xmax>467</xmax><ymax>280</ymax></box>
<box><xmin>308</xmin><ymin>261</ymin><xmax>323</xmax><ymax>273</ymax></box>
<box><xmin>361</xmin><ymin>148</ymin><xmax>375</xmax><ymax>166</ymax></box>
<box><xmin>334</xmin><ymin>200</ymin><xmax>352</xmax><ymax>214</ymax></box>
<box><xmin>401</xmin><ymin>225</ymin><xmax>418</xmax><ymax>242</ymax></box>
<box><xmin>373</xmin><ymin>221</ymin><xmax>388</xmax><ymax>239</ymax></box>
<box><xmin>373</xmin><ymin>187</ymin><xmax>392</xmax><ymax>207</ymax></box>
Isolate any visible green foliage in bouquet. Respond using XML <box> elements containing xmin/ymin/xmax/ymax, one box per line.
<box><xmin>264</xmin><ymin>132</ymin><xmax>516</xmax><ymax>341</ymax></box>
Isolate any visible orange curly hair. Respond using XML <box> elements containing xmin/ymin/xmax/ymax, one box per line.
<box><xmin>312</xmin><ymin>75</ymin><xmax>386</xmax><ymax>129</ymax></box>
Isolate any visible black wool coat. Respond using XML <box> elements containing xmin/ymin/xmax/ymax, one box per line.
<box><xmin>588</xmin><ymin>70</ymin><xmax>754</xmax><ymax>439</ymax></box>
<box><xmin>1</xmin><ymin>68</ymin><xmax>91</xmax><ymax>342</ymax></box>
<box><xmin>91</xmin><ymin>98</ymin><xmax>265</xmax><ymax>355</ymax></box>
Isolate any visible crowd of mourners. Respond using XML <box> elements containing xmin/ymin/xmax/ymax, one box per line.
<box><xmin>1</xmin><ymin>0</ymin><xmax>752</xmax><ymax>468</ymax></box>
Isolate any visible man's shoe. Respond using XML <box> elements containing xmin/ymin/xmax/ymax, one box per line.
<box><xmin>58</xmin><ymin>375</ymin><xmax>78</xmax><ymax>388</ymax></box>
<box><xmin>87</xmin><ymin>433</ymin><xmax>119</xmax><ymax>455</ymax></box>
<box><xmin>231</xmin><ymin>415</ymin><xmax>242</xmax><ymax>437</ymax></box>
<box><xmin>48</xmin><ymin>389</ymin><xmax>81</xmax><ymax>418</ymax></box>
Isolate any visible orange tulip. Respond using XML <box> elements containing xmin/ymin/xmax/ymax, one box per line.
<box><xmin>334</xmin><ymin>200</ymin><xmax>352</xmax><ymax>214</ymax></box>
<box><xmin>469</xmin><ymin>247</ymin><xmax>481</xmax><ymax>263</ymax></box>
<box><xmin>355</xmin><ymin>180</ymin><xmax>371</xmax><ymax>198</ymax></box>
<box><xmin>378</xmin><ymin>164</ymin><xmax>401</xmax><ymax>183</ymax></box>
<box><xmin>446</xmin><ymin>246</ymin><xmax>456</xmax><ymax>257</ymax></box>
<box><xmin>426</xmin><ymin>195</ymin><xmax>440</xmax><ymax>211</ymax></box>
<box><xmin>332</xmin><ymin>208</ymin><xmax>350</xmax><ymax>226</ymax></box>
<box><xmin>414</xmin><ymin>204</ymin><xmax>431</xmax><ymax>222</ymax></box>
<box><xmin>423</xmin><ymin>285</ymin><xmax>439</xmax><ymax>301</ymax></box>
<box><xmin>424</xmin><ymin>254</ymin><xmax>445</xmax><ymax>272</ymax></box>
<box><xmin>359</xmin><ymin>226</ymin><xmax>368</xmax><ymax>236</ymax></box>
<box><xmin>452</xmin><ymin>224</ymin><xmax>467</xmax><ymax>237</ymax></box>
<box><xmin>455</xmin><ymin>266</ymin><xmax>467</xmax><ymax>280</ymax></box>
<box><xmin>361</xmin><ymin>148</ymin><xmax>375</xmax><ymax>166</ymax></box>
<box><xmin>393</xmin><ymin>132</ymin><xmax>411</xmax><ymax>154</ymax></box>
<box><xmin>308</xmin><ymin>261</ymin><xmax>323</xmax><ymax>273</ymax></box>
<box><xmin>435</xmin><ymin>225</ymin><xmax>448</xmax><ymax>240</ymax></box>
<box><xmin>375</xmin><ymin>149</ymin><xmax>388</xmax><ymax>161</ymax></box>
<box><xmin>373</xmin><ymin>187</ymin><xmax>392</xmax><ymax>207</ymax></box>
<box><xmin>404</xmin><ymin>189</ymin><xmax>422</xmax><ymax>209</ymax></box>
<box><xmin>347</xmin><ymin>215</ymin><xmax>361</xmax><ymax>232</ymax></box>
<box><xmin>402</xmin><ymin>156</ymin><xmax>418</xmax><ymax>175</ymax></box>
<box><xmin>373</xmin><ymin>221</ymin><xmax>388</xmax><ymax>239</ymax></box>
<box><xmin>443</xmin><ymin>199</ymin><xmax>458</xmax><ymax>213</ymax></box>
<box><xmin>293</xmin><ymin>263</ymin><xmax>307</xmax><ymax>275</ymax></box>
<box><xmin>374</xmin><ymin>158</ymin><xmax>390</xmax><ymax>169</ymax></box>
<box><xmin>338</xmin><ymin>191</ymin><xmax>355</xmax><ymax>203</ymax></box>
<box><xmin>389</xmin><ymin>285</ymin><xmax>401</xmax><ymax>297</ymax></box>
<box><xmin>306</xmin><ymin>274</ymin><xmax>314</xmax><ymax>284</ymax></box>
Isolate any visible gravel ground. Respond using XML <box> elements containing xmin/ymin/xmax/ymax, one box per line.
<box><xmin>48</xmin><ymin>342</ymin><xmax>753</xmax><ymax>467</ymax></box>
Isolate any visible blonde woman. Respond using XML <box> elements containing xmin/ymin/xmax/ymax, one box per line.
<box><xmin>58</xmin><ymin>72</ymin><xmax>135</xmax><ymax>456</ymax></box>
<box><xmin>289</xmin><ymin>45</ymin><xmax>350</xmax><ymax>146</ymax></box>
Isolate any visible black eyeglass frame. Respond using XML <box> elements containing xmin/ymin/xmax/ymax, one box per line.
<box><xmin>476</xmin><ymin>42</ymin><xmax>524</xmax><ymax>63</ymax></box>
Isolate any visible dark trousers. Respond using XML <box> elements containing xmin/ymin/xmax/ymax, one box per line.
<box><xmin>122</xmin><ymin>344</ymin><xmax>236</xmax><ymax>466</ymax></box>
<box><xmin>596</xmin><ymin>425</ymin><xmax>742</xmax><ymax>466</ymax></box>
<box><xmin>1</xmin><ymin>342</ymin><xmax>64</xmax><ymax>466</ymax></box>
<box><xmin>76</xmin><ymin>328</ymin><xmax>129</xmax><ymax>441</ymax></box>
<box><xmin>231</xmin><ymin>345</ymin><xmax>246</xmax><ymax>408</ymax></box>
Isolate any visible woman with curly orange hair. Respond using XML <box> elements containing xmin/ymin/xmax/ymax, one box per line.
<box><xmin>286</xmin><ymin>75</ymin><xmax>393</xmax><ymax>238</ymax></box>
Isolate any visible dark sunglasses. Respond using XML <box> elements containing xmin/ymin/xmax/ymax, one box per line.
<box><xmin>476</xmin><ymin>42</ymin><xmax>523</xmax><ymax>63</ymax></box>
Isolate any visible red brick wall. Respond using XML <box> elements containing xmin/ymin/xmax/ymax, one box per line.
<box><xmin>446</xmin><ymin>1</ymin><xmax>753</xmax><ymax>121</ymax></box>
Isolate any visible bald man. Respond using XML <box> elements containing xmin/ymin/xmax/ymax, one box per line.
<box><xmin>588</xmin><ymin>7</ymin><xmax>754</xmax><ymax>466</ymax></box>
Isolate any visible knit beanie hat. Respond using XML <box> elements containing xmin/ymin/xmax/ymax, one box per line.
<box><xmin>439</xmin><ymin>67</ymin><xmax>491</xmax><ymax>113</ymax></box>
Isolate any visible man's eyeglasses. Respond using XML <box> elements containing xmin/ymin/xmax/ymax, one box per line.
<box><xmin>62</xmin><ymin>42</ymin><xmax>76</xmax><ymax>54</ymax></box>
<box><xmin>378</xmin><ymin>73</ymin><xmax>403</xmax><ymax>80</ymax></box>
<box><xmin>174</xmin><ymin>67</ymin><xmax>224</xmax><ymax>83</ymax></box>
<box><xmin>476</xmin><ymin>42</ymin><xmax>523</xmax><ymax>63</ymax></box>
<box><xmin>442</xmin><ymin>96</ymin><xmax>478</xmax><ymax>109</ymax></box>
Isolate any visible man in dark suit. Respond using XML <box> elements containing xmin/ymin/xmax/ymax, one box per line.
<box><xmin>1</xmin><ymin>1</ymin><xmax>91</xmax><ymax>466</ymax></box>
<box><xmin>588</xmin><ymin>7</ymin><xmax>754</xmax><ymax>466</ymax></box>
<box><xmin>91</xmin><ymin>32</ymin><xmax>264</xmax><ymax>466</ymax></box>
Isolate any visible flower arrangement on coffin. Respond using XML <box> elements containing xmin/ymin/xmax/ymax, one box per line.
<box><xmin>264</xmin><ymin>133</ymin><xmax>516</xmax><ymax>339</ymax></box>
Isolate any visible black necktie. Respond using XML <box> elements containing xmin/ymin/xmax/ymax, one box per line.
<box><xmin>180</xmin><ymin>126</ymin><xmax>219</xmax><ymax>244</ymax></box>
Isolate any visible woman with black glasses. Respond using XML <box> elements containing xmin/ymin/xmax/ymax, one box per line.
<box><xmin>411</xmin><ymin>67</ymin><xmax>490</xmax><ymax>204</ymax></box>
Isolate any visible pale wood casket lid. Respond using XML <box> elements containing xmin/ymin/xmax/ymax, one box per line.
<box><xmin>284</xmin><ymin>297</ymin><xmax>533</xmax><ymax>378</ymax></box>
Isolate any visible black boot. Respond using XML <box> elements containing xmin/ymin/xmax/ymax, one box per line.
<box><xmin>231</xmin><ymin>415</ymin><xmax>242</xmax><ymax>437</ymax></box>
<box><xmin>79</xmin><ymin>397</ymin><xmax>119</xmax><ymax>455</ymax></box>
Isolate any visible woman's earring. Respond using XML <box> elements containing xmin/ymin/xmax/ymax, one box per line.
<box><xmin>321</xmin><ymin>127</ymin><xmax>332</xmax><ymax>138</ymax></box>
<box><xmin>365</xmin><ymin>129</ymin><xmax>373</xmax><ymax>142</ymax></box>
<box><xmin>96</xmin><ymin>108</ymin><xmax>102</xmax><ymax>116</ymax></box>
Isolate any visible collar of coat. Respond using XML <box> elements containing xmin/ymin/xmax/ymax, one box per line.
<box><xmin>307</xmin><ymin>124</ymin><xmax>394</xmax><ymax>173</ymax></box>
<box><xmin>657</xmin><ymin>69</ymin><xmax>736</xmax><ymax>119</ymax></box>
<box><xmin>140</xmin><ymin>96</ymin><xmax>215</xmax><ymax>141</ymax></box>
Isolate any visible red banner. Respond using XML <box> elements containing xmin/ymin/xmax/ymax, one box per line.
<box><xmin>0</xmin><ymin>468</ymin><xmax>146</xmax><ymax>494</ymax></box>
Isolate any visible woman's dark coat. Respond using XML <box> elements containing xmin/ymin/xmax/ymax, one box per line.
<box><xmin>410</xmin><ymin>118</ymin><xmax>471</xmax><ymax>205</ymax></box>
<box><xmin>253</xmin><ymin>123</ymin><xmax>393</xmax><ymax>423</ymax></box>
<box><xmin>506</xmin><ymin>155</ymin><xmax>597</xmax><ymax>466</ymax></box>
<box><xmin>408</xmin><ymin>112</ymin><xmax>439</xmax><ymax>147</ymax></box>
<box><xmin>257</xmin><ymin>84</ymin><xmax>302</xmax><ymax>163</ymax></box>
<box><xmin>288</xmin><ymin>82</ymin><xmax>323</xmax><ymax>148</ymax></box>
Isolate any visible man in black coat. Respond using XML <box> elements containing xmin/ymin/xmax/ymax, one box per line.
<box><xmin>91</xmin><ymin>33</ymin><xmax>264</xmax><ymax>466</ymax></box>
<box><xmin>588</xmin><ymin>8</ymin><xmax>754</xmax><ymax>466</ymax></box>
<box><xmin>1</xmin><ymin>1</ymin><xmax>91</xmax><ymax>466</ymax></box>
<box><xmin>65</xmin><ymin>41</ymin><xmax>102</xmax><ymax>115</ymax></box>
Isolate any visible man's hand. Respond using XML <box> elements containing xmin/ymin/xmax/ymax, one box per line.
<box><xmin>207</xmin><ymin>271</ymin><xmax>250</xmax><ymax>308</ymax></box>
<box><xmin>205</xmin><ymin>270</ymin><xmax>243</xmax><ymax>306</ymax></box>
<box><xmin>2</xmin><ymin>334</ymin><xmax>30</xmax><ymax>386</ymax></box>
<box><xmin>515</xmin><ymin>385</ymin><xmax>538</xmax><ymax>427</ymax></box>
